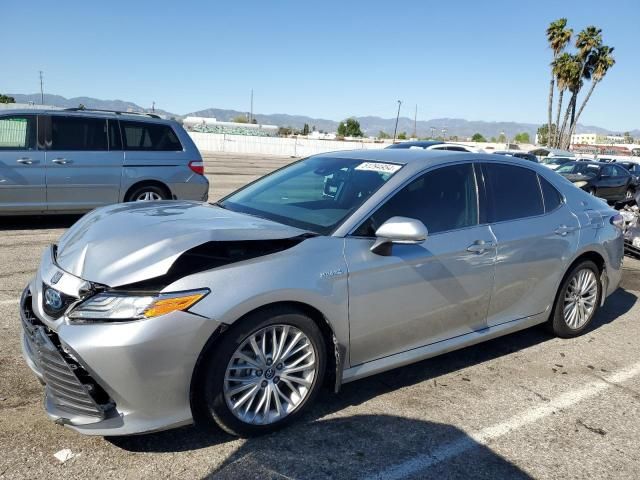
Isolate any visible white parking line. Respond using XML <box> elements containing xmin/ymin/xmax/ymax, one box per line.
<box><xmin>366</xmin><ymin>361</ymin><xmax>640</xmax><ymax>480</ymax></box>
<box><xmin>0</xmin><ymin>299</ymin><xmax>18</xmax><ymax>306</ymax></box>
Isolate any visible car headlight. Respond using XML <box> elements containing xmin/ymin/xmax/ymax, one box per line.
<box><xmin>67</xmin><ymin>289</ymin><xmax>209</xmax><ymax>323</ymax></box>
<box><xmin>573</xmin><ymin>181</ymin><xmax>588</xmax><ymax>188</ymax></box>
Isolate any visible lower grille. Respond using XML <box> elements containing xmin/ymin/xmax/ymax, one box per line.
<box><xmin>21</xmin><ymin>289</ymin><xmax>114</xmax><ymax>419</ymax></box>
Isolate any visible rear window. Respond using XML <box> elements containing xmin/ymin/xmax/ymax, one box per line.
<box><xmin>483</xmin><ymin>163</ymin><xmax>544</xmax><ymax>222</ymax></box>
<box><xmin>539</xmin><ymin>175</ymin><xmax>563</xmax><ymax>212</ymax></box>
<box><xmin>51</xmin><ymin>116</ymin><xmax>108</xmax><ymax>151</ymax></box>
<box><xmin>0</xmin><ymin>115</ymin><xmax>36</xmax><ymax>150</ymax></box>
<box><xmin>120</xmin><ymin>121</ymin><xmax>183</xmax><ymax>151</ymax></box>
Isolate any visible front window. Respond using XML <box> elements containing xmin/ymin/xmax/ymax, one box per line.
<box><xmin>353</xmin><ymin>163</ymin><xmax>478</xmax><ymax>237</ymax></box>
<box><xmin>0</xmin><ymin>115</ymin><xmax>37</xmax><ymax>150</ymax></box>
<box><xmin>220</xmin><ymin>156</ymin><xmax>402</xmax><ymax>235</ymax></box>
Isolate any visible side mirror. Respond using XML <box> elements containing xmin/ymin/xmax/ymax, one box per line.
<box><xmin>370</xmin><ymin>216</ymin><xmax>428</xmax><ymax>256</ymax></box>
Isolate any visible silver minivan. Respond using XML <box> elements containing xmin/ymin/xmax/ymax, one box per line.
<box><xmin>0</xmin><ymin>108</ymin><xmax>209</xmax><ymax>214</ymax></box>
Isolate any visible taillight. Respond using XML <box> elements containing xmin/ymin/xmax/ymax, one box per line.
<box><xmin>611</xmin><ymin>213</ymin><xmax>624</xmax><ymax>229</ymax></box>
<box><xmin>188</xmin><ymin>161</ymin><xmax>204</xmax><ymax>175</ymax></box>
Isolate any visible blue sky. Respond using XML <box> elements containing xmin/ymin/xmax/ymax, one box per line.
<box><xmin>2</xmin><ymin>0</ymin><xmax>639</xmax><ymax>130</ymax></box>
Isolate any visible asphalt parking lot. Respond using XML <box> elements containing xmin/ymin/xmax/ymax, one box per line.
<box><xmin>1</xmin><ymin>152</ymin><xmax>640</xmax><ymax>479</ymax></box>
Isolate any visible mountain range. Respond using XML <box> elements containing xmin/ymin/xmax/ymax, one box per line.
<box><xmin>9</xmin><ymin>93</ymin><xmax>639</xmax><ymax>140</ymax></box>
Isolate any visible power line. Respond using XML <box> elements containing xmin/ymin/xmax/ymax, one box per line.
<box><xmin>392</xmin><ymin>100</ymin><xmax>402</xmax><ymax>143</ymax></box>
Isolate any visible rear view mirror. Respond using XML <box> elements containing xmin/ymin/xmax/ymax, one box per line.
<box><xmin>371</xmin><ymin>216</ymin><xmax>428</xmax><ymax>255</ymax></box>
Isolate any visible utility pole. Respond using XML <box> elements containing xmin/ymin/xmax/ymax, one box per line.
<box><xmin>392</xmin><ymin>100</ymin><xmax>402</xmax><ymax>144</ymax></box>
<box><xmin>39</xmin><ymin>71</ymin><xmax>44</xmax><ymax>105</ymax></box>
<box><xmin>151</xmin><ymin>101</ymin><xmax>156</xmax><ymax>113</ymax></box>
<box><xmin>250</xmin><ymin>89</ymin><xmax>254</xmax><ymax>123</ymax></box>
<box><xmin>413</xmin><ymin>104</ymin><xmax>417</xmax><ymax>139</ymax></box>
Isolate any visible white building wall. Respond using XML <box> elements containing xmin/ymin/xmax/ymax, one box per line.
<box><xmin>189</xmin><ymin>132</ymin><xmax>386</xmax><ymax>156</ymax></box>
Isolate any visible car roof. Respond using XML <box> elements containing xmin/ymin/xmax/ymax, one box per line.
<box><xmin>493</xmin><ymin>151</ymin><xmax>533</xmax><ymax>155</ymax></box>
<box><xmin>0</xmin><ymin>108</ymin><xmax>171</xmax><ymax>123</ymax></box>
<box><xmin>313</xmin><ymin>148</ymin><xmax>524</xmax><ymax>168</ymax></box>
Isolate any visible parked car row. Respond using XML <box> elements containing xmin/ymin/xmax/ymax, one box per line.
<box><xmin>0</xmin><ymin>108</ymin><xmax>208</xmax><ymax>215</ymax></box>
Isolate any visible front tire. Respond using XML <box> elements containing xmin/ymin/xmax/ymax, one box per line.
<box><xmin>549</xmin><ymin>260</ymin><xmax>602</xmax><ymax>338</ymax></box>
<box><xmin>195</xmin><ymin>307</ymin><xmax>326</xmax><ymax>437</ymax></box>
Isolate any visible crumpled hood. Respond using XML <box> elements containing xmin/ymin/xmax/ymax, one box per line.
<box><xmin>55</xmin><ymin>201</ymin><xmax>306</xmax><ymax>286</ymax></box>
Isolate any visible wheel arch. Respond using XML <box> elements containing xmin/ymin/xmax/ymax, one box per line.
<box><xmin>189</xmin><ymin>300</ymin><xmax>344</xmax><ymax>424</ymax></box>
<box><xmin>552</xmin><ymin>250</ymin><xmax>607</xmax><ymax>317</ymax></box>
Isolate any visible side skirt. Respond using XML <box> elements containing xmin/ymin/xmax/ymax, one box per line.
<box><xmin>341</xmin><ymin>313</ymin><xmax>547</xmax><ymax>384</ymax></box>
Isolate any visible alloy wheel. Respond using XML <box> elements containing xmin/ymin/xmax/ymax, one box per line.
<box><xmin>223</xmin><ymin>324</ymin><xmax>317</xmax><ymax>425</ymax></box>
<box><xmin>135</xmin><ymin>191</ymin><xmax>163</xmax><ymax>201</ymax></box>
<box><xmin>563</xmin><ymin>269</ymin><xmax>598</xmax><ymax>329</ymax></box>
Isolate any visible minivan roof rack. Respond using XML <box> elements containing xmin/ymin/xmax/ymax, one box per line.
<box><xmin>63</xmin><ymin>107</ymin><xmax>161</xmax><ymax>119</ymax></box>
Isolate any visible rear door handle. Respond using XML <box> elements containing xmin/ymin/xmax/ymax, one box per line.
<box><xmin>16</xmin><ymin>157</ymin><xmax>35</xmax><ymax>165</ymax></box>
<box><xmin>52</xmin><ymin>158</ymin><xmax>72</xmax><ymax>165</ymax></box>
<box><xmin>467</xmin><ymin>240</ymin><xmax>496</xmax><ymax>254</ymax></box>
<box><xmin>555</xmin><ymin>225</ymin><xmax>577</xmax><ymax>236</ymax></box>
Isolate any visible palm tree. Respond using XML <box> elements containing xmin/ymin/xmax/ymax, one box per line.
<box><xmin>551</xmin><ymin>53</ymin><xmax>573</xmax><ymax>147</ymax></box>
<box><xmin>567</xmin><ymin>46</ymin><xmax>616</xmax><ymax>144</ymax></box>
<box><xmin>561</xmin><ymin>25</ymin><xmax>602</xmax><ymax>148</ymax></box>
<box><xmin>546</xmin><ymin>19</ymin><xmax>572</xmax><ymax>146</ymax></box>
<box><xmin>556</xmin><ymin>27</ymin><xmax>603</xmax><ymax>149</ymax></box>
<box><xmin>556</xmin><ymin>54</ymin><xmax>583</xmax><ymax>148</ymax></box>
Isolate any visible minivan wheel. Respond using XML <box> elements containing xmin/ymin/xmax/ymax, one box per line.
<box><xmin>195</xmin><ymin>307</ymin><xmax>326</xmax><ymax>437</ymax></box>
<box><xmin>549</xmin><ymin>260</ymin><xmax>601</xmax><ymax>338</ymax></box>
<box><xmin>126</xmin><ymin>185</ymin><xmax>169</xmax><ymax>202</ymax></box>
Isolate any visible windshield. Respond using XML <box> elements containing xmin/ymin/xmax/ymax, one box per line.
<box><xmin>555</xmin><ymin>164</ymin><xmax>575</xmax><ymax>173</ymax></box>
<box><xmin>557</xmin><ymin>163</ymin><xmax>599</xmax><ymax>177</ymax></box>
<box><xmin>220</xmin><ymin>156</ymin><xmax>402</xmax><ymax>235</ymax></box>
<box><xmin>543</xmin><ymin>157</ymin><xmax>569</xmax><ymax>165</ymax></box>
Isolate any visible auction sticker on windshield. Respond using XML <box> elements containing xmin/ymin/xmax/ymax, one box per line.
<box><xmin>355</xmin><ymin>162</ymin><xmax>402</xmax><ymax>174</ymax></box>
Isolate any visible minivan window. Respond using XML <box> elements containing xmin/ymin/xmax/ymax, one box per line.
<box><xmin>108</xmin><ymin>120</ymin><xmax>122</xmax><ymax>150</ymax></box>
<box><xmin>0</xmin><ymin>115</ymin><xmax>37</xmax><ymax>150</ymax></box>
<box><xmin>51</xmin><ymin>116</ymin><xmax>108</xmax><ymax>151</ymax></box>
<box><xmin>538</xmin><ymin>175</ymin><xmax>563</xmax><ymax>212</ymax></box>
<box><xmin>353</xmin><ymin>163</ymin><xmax>478</xmax><ymax>236</ymax></box>
<box><xmin>483</xmin><ymin>163</ymin><xmax>544</xmax><ymax>222</ymax></box>
<box><xmin>120</xmin><ymin>121</ymin><xmax>182</xmax><ymax>151</ymax></box>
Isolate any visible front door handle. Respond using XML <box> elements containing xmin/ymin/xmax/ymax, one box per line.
<box><xmin>467</xmin><ymin>240</ymin><xmax>496</xmax><ymax>254</ymax></box>
<box><xmin>555</xmin><ymin>225</ymin><xmax>577</xmax><ymax>236</ymax></box>
<box><xmin>16</xmin><ymin>157</ymin><xmax>35</xmax><ymax>165</ymax></box>
<box><xmin>52</xmin><ymin>158</ymin><xmax>72</xmax><ymax>165</ymax></box>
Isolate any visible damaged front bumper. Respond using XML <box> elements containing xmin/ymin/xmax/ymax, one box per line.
<box><xmin>20</xmin><ymin>271</ymin><xmax>222</xmax><ymax>436</ymax></box>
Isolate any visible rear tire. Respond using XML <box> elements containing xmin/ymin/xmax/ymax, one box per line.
<box><xmin>549</xmin><ymin>260</ymin><xmax>602</xmax><ymax>338</ymax></box>
<box><xmin>125</xmin><ymin>184</ymin><xmax>170</xmax><ymax>202</ymax></box>
<box><xmin>194</xmin><ymin>306</ymin><xmax>326</xmax><ymax>437</ymax></box>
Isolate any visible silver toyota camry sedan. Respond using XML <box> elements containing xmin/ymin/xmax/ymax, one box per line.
<box><xmin>20</xmin><ymin>149</ymin><xmax>623</xmax><ymax>437</ymax></box>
